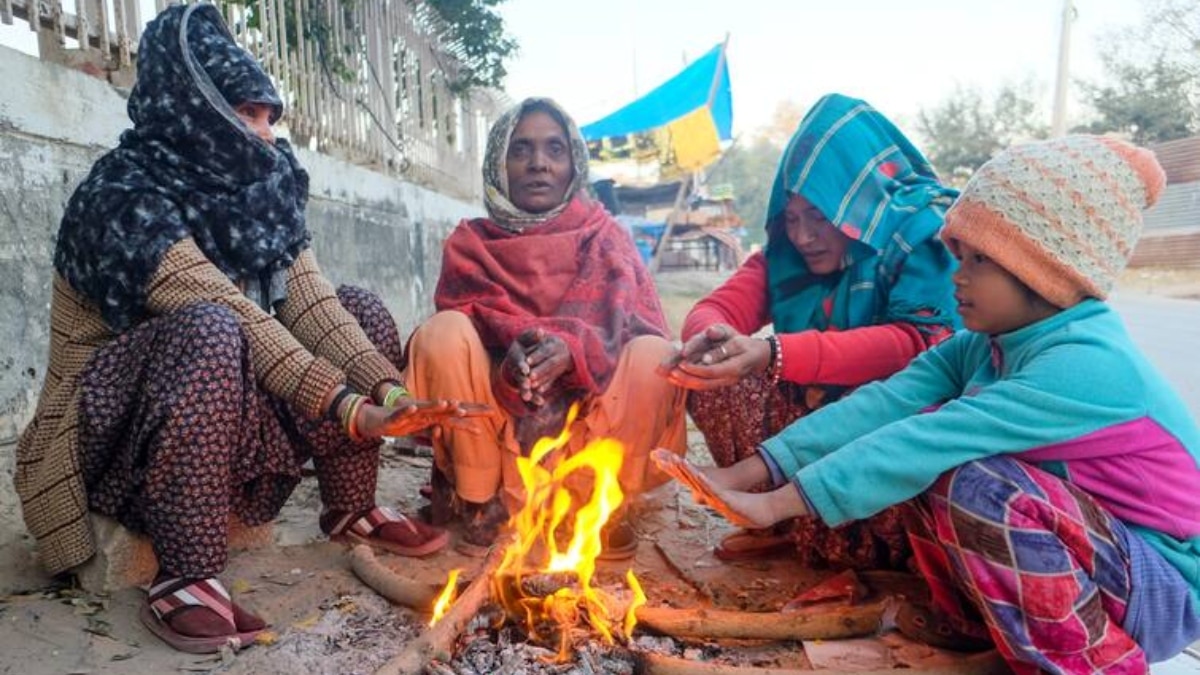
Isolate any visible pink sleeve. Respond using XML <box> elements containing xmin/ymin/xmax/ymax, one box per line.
<box><xmin>682</xmin><ymin>252</ymin><xmax>772</xmax><ymax>340</ymax></box>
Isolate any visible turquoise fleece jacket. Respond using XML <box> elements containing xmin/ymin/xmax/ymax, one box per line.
<box><xmin>761</xmin><ymin>299</ymin><xmax>1200</xmax><ymax>600</ymax></box>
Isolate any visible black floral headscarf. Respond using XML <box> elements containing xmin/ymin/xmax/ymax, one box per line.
<box><xmin>54</xmin><ymin>3</ymin><xmax>310</xmax><ymax>331</ymax></box>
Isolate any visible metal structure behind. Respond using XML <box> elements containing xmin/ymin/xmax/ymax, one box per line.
<box><xmin>4</xmin><ymin>0</ymin><xmax>502</xmax><ymax>200</ymax></box>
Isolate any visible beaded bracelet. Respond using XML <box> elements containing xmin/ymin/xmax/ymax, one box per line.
<box><xmin>765</xmin><ymin>335</ymin><xmax>784</xmax><ymax>387</ymax></box>
<box><xmin>326</xmin><ymin>387</ymin><xmax>353</xmax><ymax>422</ymax></box>
<box><xmin>380</xmin><ymin>385</ymin><xmax>410</xmax><ymax>408</ymax></box>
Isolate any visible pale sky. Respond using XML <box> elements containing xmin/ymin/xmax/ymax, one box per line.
<box><xmin>499</xmin><ymin>0</ymin><xmax>1147</xmax><ymax>139</ymax></box>
<box><xmin>2</xmin><ymin>0</ymin><xmax>1146</xmax><ymax>140</ymax></box>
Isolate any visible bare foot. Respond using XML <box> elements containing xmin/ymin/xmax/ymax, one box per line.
<box><xmin>713</xmin><ymin>488</ymin><xmax>781</xmax><ymax>530</ymax></box>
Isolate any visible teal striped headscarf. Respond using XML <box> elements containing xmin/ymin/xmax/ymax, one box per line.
<box><xmin>765</xmin><ymin>93</ymin><xmax>960</xmax><ymax>336</ymax></box>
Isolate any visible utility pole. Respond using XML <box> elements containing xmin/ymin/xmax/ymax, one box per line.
<box><xmin>1051</xmin><ymin>0</ymin><xmax>1075</xmax><ymax>137</ymax></box>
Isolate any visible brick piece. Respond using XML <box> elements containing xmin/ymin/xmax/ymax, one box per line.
<box><xmin>74</xmin><ymin>514</ymin><xmax>274</xmax><ymax>592</ymax></box>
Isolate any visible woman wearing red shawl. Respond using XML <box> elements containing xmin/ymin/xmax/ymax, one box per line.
<box><xmin>405</xmin><ymin>98</ymin><xmax>687</xmax><ymax>556</ymax></box>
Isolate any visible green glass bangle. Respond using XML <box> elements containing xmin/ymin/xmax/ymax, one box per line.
<box><xmin>381</xmin><ymin>385</ymin><xmax>409</xmax><ymax>407</ymax></box>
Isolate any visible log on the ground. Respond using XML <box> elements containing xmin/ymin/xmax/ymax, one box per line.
<box><xmin>634</xmin><ymin>599</ymin><xmax>886</xmax><ymax>641</ymax></box>
<box><xmin>637</xmin><ymin>649</ymin><xmax>1008</xmax><ymax>675</ymax></box>
<box><xmin>348</xmin><ymin>545</ymin><xmax>445</xmax><ymax>610</ymax></box>
<box><xmin>374</xmin><ymin>548</ymin><xmax>503</xmax><ymax>675</ymax></box>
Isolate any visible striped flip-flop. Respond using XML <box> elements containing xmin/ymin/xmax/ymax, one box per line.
<box><xmin>327</xmin><ymin>506</ymin><xmax>449</xmax><ymax>557</ymax></box>
<box><xmin>140</xmin><ymin>577</ymin><xmax>264</xmax><ymax>654</ymax></box>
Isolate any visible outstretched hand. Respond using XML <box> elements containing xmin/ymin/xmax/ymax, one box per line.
<box><xmin>650</xmin><ymin>449</ymin><xmax>763</xmax><ymax>528</ymax></box>
<box><xmin>357</xmin><ymin>398</ymin><xmax>493</xmax><ymax>439</ymax></box>
<box><xmin>501</xmin><ymin>328</ymin><xmax>573</xmax><ymax>407</ymax></box>
<box><xmin>657</xmin><ymin>324</ymin><xmax>771</xmax><ymax>391</ymax></box>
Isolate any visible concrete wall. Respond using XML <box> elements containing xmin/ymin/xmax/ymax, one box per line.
<box><xmin>0</xmin><ymin>45</ymin><xmax>481</xmax><ymax>496</ymax></box>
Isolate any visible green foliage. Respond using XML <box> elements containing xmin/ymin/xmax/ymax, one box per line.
<box><xmin>424</xmin><ymin>0</ymin><xmax>517</xmax><ymax>92</ymax></box>
<box><xmin>1078</xmin><ymin>55</ymin><xmax>1197</xmax><ymax>144</ymax></box>
<box><xmin>706</xmin><ymin>137</ymin><xmax>782</xmax><ymax>249</ymax></box>
<box><xmin>217</xmin><ymin>0</ymin><xmax>514</xmax><ymax>92</ymax></box>
<box><xmin>916</xmin><ymin>83</ymin><xmax>1047</xmax><ymax>185</ymax></box>
<box><xmin>1077</xmin><ymin>1</ymin><xmax>1199</xmax><ymax>144</ymax></box>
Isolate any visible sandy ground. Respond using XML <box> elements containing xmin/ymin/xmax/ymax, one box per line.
<box><xmin>2</xmin><ymin>267</ymin><xmax>1198</xmax><ymax>674</ymax></box>
<box><xmin>2</xmin><ymin>436</ymin><xmax>847</xmax><ymax>675</ymax></box>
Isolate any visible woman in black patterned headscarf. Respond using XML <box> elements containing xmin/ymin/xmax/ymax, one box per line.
<box><xmin>17</xmin><ymin>3</ymin><xmax>483</xmax><ymax>654</ymax></box>
<box><xmin>55</xmin><ymin>1</ymin><xmax>315</xmax><ymax>328</ymax></box>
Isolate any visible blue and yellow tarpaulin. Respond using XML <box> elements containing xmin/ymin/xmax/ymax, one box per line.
<box><xmin>581</xmin><ymin>42</ymin><xmax>732</xmax><ymax>171</ymax></box>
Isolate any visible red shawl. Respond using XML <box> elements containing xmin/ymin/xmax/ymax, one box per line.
<box><xmin>435</xmin><ymin>196</ymin><xmax>668</xmax><ymax>395</ymax></box>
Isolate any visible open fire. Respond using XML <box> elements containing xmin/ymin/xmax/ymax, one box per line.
<box><xmin>430</xmin><ymin>404</ymin><xmax>645</xmax><ymax>661</ymax></box>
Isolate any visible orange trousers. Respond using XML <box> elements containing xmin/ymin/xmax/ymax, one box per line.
<box><xmin>405</xmin><ymin>310</ymin><xmax>687</xmax><ymax>511</ymax></box>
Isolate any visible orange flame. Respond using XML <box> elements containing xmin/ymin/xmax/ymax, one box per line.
<box><xmin>429</xmin><ymin>568</ymin><xmax>460</xmax><ymax>627</ymax></box>
<box><xmin>428</xmin><ymin>405</ymin><xmax>645</xmax><ymax>660</ymax></box>
<box><xmin>623</xmin><ymin>569</ymin><xmax>646</xmax><ymax>638</ymax></box>
<box><xmin>496</xmin><ymin>403</ymin><xmax>644</xmax><ymax>659</ymax></box>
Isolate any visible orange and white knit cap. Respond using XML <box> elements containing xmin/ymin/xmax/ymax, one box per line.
<box><xmin>941</xmin><ymin>135</ymin><xmax>1165</xmax><ymax>308</ymax></box>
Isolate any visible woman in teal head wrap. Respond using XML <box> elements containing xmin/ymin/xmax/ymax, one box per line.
<box><xmin>660</xmin><ymin>94</ymin><xmax>960</xmax><ymax>568</ymax></box>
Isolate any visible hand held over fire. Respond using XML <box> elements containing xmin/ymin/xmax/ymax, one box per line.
<box><xmin>502</xmin><ymin>328</ymin><xmax>574</xmax><ymax>408</ymax></box>
<box><xmin>656</xmin><ymin>324</ymin><xmax>771</xmax><ymax>391</ymax></box>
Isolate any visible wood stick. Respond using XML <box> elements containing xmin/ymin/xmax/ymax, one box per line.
<box><xmin>635</xmin><ymin>654</ymin><xmax>814</xmax><ymax>675</ymax></box>
<box><xmin>374</xmin><ymin>548</ymin><xmax>504</xmax><ymax>675</ymax></box>
<box><xmin>637</xmin><ymin>649</ymin><xmax>1008</xmax><ymax>675</ymax></box>
<box><xmin>634</xmin><ymin>599</ymin><xmax>886</xmax><ymax>641</ymax></box>
<box><xmin>348</xmin><ymin>545</ymin><xmax>444</xmax><ymax>610</ymax></box>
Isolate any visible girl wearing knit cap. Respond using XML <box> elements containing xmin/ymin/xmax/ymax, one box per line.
<box><xmin>655</xmin><ymin>135</ymin><xmax>1200</xmax><ymax>672</ymax></box>
<box><xmin>16</xmin><ymin>4</ymin><xmax>483</xmax><ymax>653</ymax></box>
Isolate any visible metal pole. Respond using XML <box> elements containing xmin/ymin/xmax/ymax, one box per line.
<box><xmin>648</xmin><ymin>35</ymin><xmax>729</xmax><ymax>274</ymax></box>
<box><xmin>648</xmin><ymin>175</ymin><xmax>692</xmax><ymax>274</ymax></box>
<box><xmin>1051</xmin><ymin>0</ymin><xmax>1075</xmax><ymax>137</ymax></box>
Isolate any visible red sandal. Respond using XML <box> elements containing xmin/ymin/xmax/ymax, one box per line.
<box><xmin>324</xmin><ymin>506</ymin><xmax>449</xmax><ymax>557</ymax></box>
<box><xmin>140</xmin><ymin>577</ymin><xmax>266</xmax><ymax>654</ymax></box>
<box><xmin>714</xmin><ymin>529</ymin><xmax>793</xmax><ymax>562</ymax></box>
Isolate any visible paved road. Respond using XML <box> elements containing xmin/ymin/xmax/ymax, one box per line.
<box><xmin>1061</xmin><ymin>294</ymin><xmax>1200</xmax><ymax>674</ymax></box>
<box><xmin>1110</xmin><ymin>292</ymin><xmax>1200</xmax><ymax>417</ymax></box>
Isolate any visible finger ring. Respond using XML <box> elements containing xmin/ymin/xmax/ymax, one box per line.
<box><xmin>718</xmin><ymin>344</ymin><xmax>728</xmax><ymax>359</ymax></box>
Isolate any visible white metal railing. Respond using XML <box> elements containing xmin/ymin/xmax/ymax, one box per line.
<box><xmin>5</xmin><ymin>0</ymin><xmax>500</xmax><ymax>200</ymax></box>
<box><xmin>6</xmin><ymin>0</ymin><xmax>140</xmax><ymax>66</ymax></box>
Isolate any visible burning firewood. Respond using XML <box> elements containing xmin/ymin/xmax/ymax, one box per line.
<box><xmin>636</xmin><ymin>649</ymin><xmax>1009</xmax><ymax>675</ymax></box>
<box><xmin>634</xmin><ymin>598</ymin><xmax>888</xmax><ymax>642</ymax></box>
<box><xmin>374</xmin><ymin>547</ymin><xmax>505</xmax><ymax>675</ymax></box>
<box><xmin>360</xmin><ymin>409</ymin><xmax>916</xmax><ymax>672</ymax></box>
<box><xmin>495</xmin><ymin>570</ymin><xmax>579</xmax><ymax>598</ymax></box>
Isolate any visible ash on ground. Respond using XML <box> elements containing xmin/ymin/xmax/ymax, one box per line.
<box><xmin>435</xmin><ymin>623</ymin><xmax>638</xmax><ymax>675</ymax></box>
<box><xmin>222</xmin><ymin>593</ymin><xmax>420</xmax><ymax>675</ymax></box>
